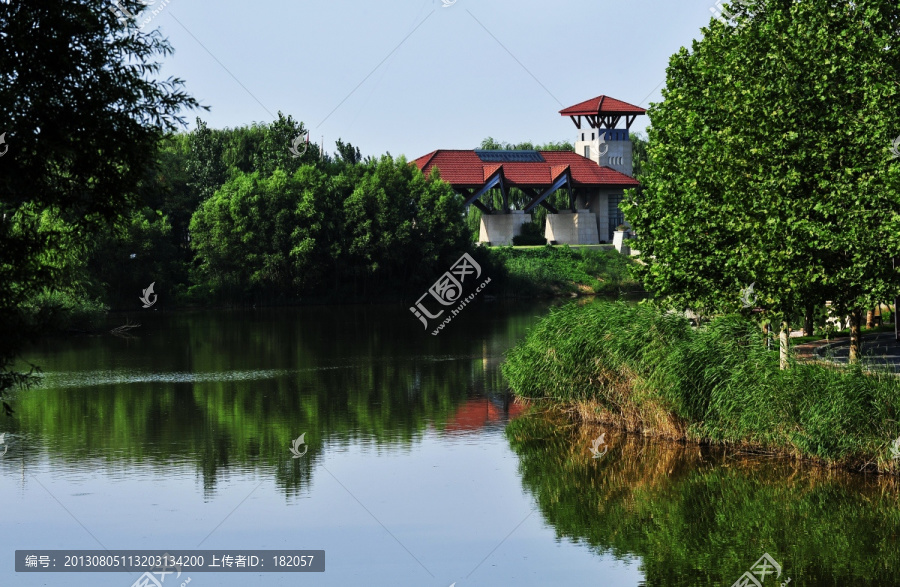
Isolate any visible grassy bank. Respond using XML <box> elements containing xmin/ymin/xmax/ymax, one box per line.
<box><xmin>502</xmin><ymin>301</ymin><xmax>900</xmax><ymax>472</ymax></box>
<box><xmin>481</xmin><ymin>245</ymin><xmax>641</xmax><ymax>298</ymax></box>
<box><xmin>166</xmin><ymin>245</ymin><xmax>642</xmax><ymax>307</ymax></box>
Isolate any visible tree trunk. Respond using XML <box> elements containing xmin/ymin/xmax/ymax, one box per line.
<box><xmin>803</xmin><ymin>306</ymin><xmax>814</xmax><ymax>337</ymax></box>
<box><xmin>866</xmin><ymin>309</ymin><xmax>875</xmax><ymax>329</ymax></box>
<box><xmin>780</xmin><ymin>321</ymin><xmax>790</xmax><ymax>370</ymax></box>
<box><xmin>849</xmin><ymin>309</ymin><xmax>863</xmax><ymax>364</ymax></box>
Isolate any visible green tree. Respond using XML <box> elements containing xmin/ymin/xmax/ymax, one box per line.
<box><xmin>252</xmin><ymin>112</ymin><xmax>318</xmax><ymax>177</ymax></box>
<box><xmin>88</xmin><ymin>208</ymin><xmax>181</xmax><ymax>308</ymax></box>
<box><xmin>0</xmin><ymin>0</ymin><xmax>201</xmax><ymax>409</ymax></box>
<box><xmin>189</xmin><ymin>166</ymin><xmax>344</xmax><ymax>299</ymax></box>
<box><xmin>630</xmin><ymin>131</ymin><xmax>649</xmax><ymax>181</ymax></box>
<box><xmin>334</xmin><ymin>138</ymin><xmax>363</xmax><ymax>165</ymax></box>
<box><xmin>623</xmin><ymin>0</ymin><xmax>900</xmax><ymax>365</ymax></box>
<box><xmin>189</xmin><ymin>157</ymin><xmax>468</xmax><ymax>301</ymax></box>
<box><xmin>478</xmin><ymin>137</ymin><xmax>574</xmax><ymax>152</ymax></box>
<box><xmin>341</xmin><ymin>156</ymin><xmax>468</xmax><ymax>292</ymax></box>
<box><xmin>184</xmin><ymin>119</ymin><xmax>228</xmax><ymax>203</ymax></box>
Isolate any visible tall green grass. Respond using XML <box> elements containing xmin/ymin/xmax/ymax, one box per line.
<box><xmin>483</xmin><ymin>245</ymin><xmax>640</xmax><ymax>297</ymax></box>
<box><xmin>503</xmin><ymin>301</ymin><xmax>900</xmax><ymax>468</ymax></box>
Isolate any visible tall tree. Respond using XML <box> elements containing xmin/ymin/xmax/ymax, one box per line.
<box><xmin>184</xmin><ymin>119</ymin><xmax>227</xmax><ymax>203</ymax></box>
<box><xmin>252</xmin><ymin>112</ymin><xmax>318</xmax><ymax>177</ymax></box>
<box><xmin>0</xmin><ymin>0</ymin><xmax>202</xmax><ymax>408</ymax></box>
<box><xmin>334</xmin><ymin>138</ymin><xmax>363</xmax><ymax>165</ymax></box>
<box><xmin>623</xmin><ymin>0</ymin><xmax>900</xmax><ymax>365</ymax></box>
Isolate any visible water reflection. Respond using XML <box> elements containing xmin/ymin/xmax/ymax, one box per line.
<box><xmin>5</xmin><ymin>302</ymin><xmax>551</xmax><ymax>497</ymax></box>
<box><xmin>506</xmin><ymin>410</ymin><xmax>900</xmax><ymax>586</ymax></box>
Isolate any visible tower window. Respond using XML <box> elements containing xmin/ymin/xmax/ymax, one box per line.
<box><xmin>584</xmin><ymin>145</ymin><xmax>590</xmax><ymax>158</ymax></box>
<box><xmin>592</xmin><ymin>132</ymin><xmax>595</xmax><ymax>140</ymax></box>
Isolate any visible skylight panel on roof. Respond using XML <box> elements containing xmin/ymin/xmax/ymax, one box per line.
<box><xmin>474</xmin><ymin>150</ymin><xmax>546</xmax><ymax>163</ymax></box>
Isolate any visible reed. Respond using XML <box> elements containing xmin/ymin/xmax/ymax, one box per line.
<box><xmin>502</xmin><ymin>301</ymin><xmax>900</xmax><ymax>471</ymax></box>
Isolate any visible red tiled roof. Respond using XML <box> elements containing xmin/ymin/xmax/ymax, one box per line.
<box><xmin>550</xmin><ymin>164</ymin><xmax>569</xmax><ymax>183</ymax></box>
<box><xmin>483</xmin><ymin>163</ymin><xmax>502</xmax><ymax>182</ymax></box>
<box><xmin>413</xmin><ymin>150</ymin><xmax>639</xmax><ymax>188</ymax></box>
<box><xmin>559</xmin><ymin>95</ymin><xmax>647</xmax><ymax>116</ymax></box>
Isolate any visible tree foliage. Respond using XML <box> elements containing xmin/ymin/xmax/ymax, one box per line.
<box><xmin>189</xmin><ymin>157</ymin><xmax>470</xmax><ymax>301</ymax></box>
<box><xmin>624</xmin><ymin>0</ymin><xmax>900</xmax><ymax>354</ymax></box>
<box><xmin>0</xmin><ymin>0</ymin><xmax>202</xmax><ymax>405</ymax></box>
<box><xmin>334</xmin><ymin>138</ymin><xmax>363</xmax><ymax>165</ymax></box>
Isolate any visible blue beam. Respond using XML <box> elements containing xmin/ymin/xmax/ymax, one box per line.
<box><xmin>464</xmin><ymin>171</ymin><xmax>504</xmax><ymax>208</ymax></box>
<box><xmin>524</xmin><ymin>172</ymin><xmax>570</xmax><ymax>213</ymax></box>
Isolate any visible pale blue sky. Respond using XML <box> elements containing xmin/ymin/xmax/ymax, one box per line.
<box><xmin>147</xmin><ymin>0</ymin><xmax>720</xmax><ymax>159</ymax></box>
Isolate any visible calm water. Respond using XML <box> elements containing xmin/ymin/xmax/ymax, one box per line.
<box><xmin>2</xmin><ymin>301</ymin><xmax>899</xmax><ymax>586</ymax></box>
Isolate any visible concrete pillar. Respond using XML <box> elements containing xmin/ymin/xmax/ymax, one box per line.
<box><xmin>544</xmin><ymin>210</ymin><xmax>600</xmax><ymax>245</ymax></box>
<box><xmin>613</xmin><ymin>230</ymin><xmax>630</xmax><ymax>254</ymax></box>
<box><xmin>478</xmin><ymin>211</ymin><xmax>531</xmax><ymax>246</ymax></box>
<box><xmin>576</xmin><ymin>189</ymin><xmax>610</xmax><ymax>243</ymax></box>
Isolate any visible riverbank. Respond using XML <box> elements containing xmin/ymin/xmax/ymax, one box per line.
<box><xmin>502</xmin><ymin>301</ymin><xmax>900</xmax><ymax>474</ymax></box>
<box><xmin>480</xmin><ymin>245</ymin><xmax>641</xmax><ymax>298</ymax></box>
<box><xmin>30</xmin><ymin>245</ymin><xmax>641</xmax><ymax>321</ymax></box>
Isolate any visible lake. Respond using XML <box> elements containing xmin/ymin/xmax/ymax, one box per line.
<box><xmin>2</xmin><ymin>300</ymin><xmax>898</xmax><ymax>586</ymax></box>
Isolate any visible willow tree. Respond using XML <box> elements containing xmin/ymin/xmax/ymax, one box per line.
<box><xmin>624</xmin><ymin>0</ymin><xmax>900</xmax><ymax>365</ymax></box>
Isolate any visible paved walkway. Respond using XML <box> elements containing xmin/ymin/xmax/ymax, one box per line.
<box><xmin>794</xmin><ymin>332</ymin><xmax>900</xmax><ymax>371</ymax></box>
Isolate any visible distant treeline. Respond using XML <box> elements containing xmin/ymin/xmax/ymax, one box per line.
<box><xmin>45</xmin><ymin>113</ymin><xmax>472</xmax><ymax>312</ymax></box>
<box><xmin>37</xmin><ymin>117</ymin><xmax>642</xmax><ymax>319</ymax></box>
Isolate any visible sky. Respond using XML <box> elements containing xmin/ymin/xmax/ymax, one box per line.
<box><xmin>140</xmin><ymin>0</ymin><xmax>722</xmax><ymax>160</ymax></box>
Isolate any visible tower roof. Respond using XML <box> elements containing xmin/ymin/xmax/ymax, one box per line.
<box><xmin>560</xmin><ymin>95</ymin><xmax>646</xmax><ymax>130</ymax></box>
<box><xmin>559</xmin><ymin>95</ymin><xmax>647</xmax><ymax>116</ymax></box>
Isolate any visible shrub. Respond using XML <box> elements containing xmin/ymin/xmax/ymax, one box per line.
<box><xmin>25</xmin><ymin>290</ymin><xmax>108</xmax><ymax>333</ymax></box>
<box><xmin>512</xmin><ymin>222</ymin><xmax>547</xmax><ymax>246</ymax></box>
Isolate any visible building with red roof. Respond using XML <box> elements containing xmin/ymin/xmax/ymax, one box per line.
<box><xmin>412</xmin><ymin>94</ymin><xmax>645</xmax><ymax>245</ymax></box>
